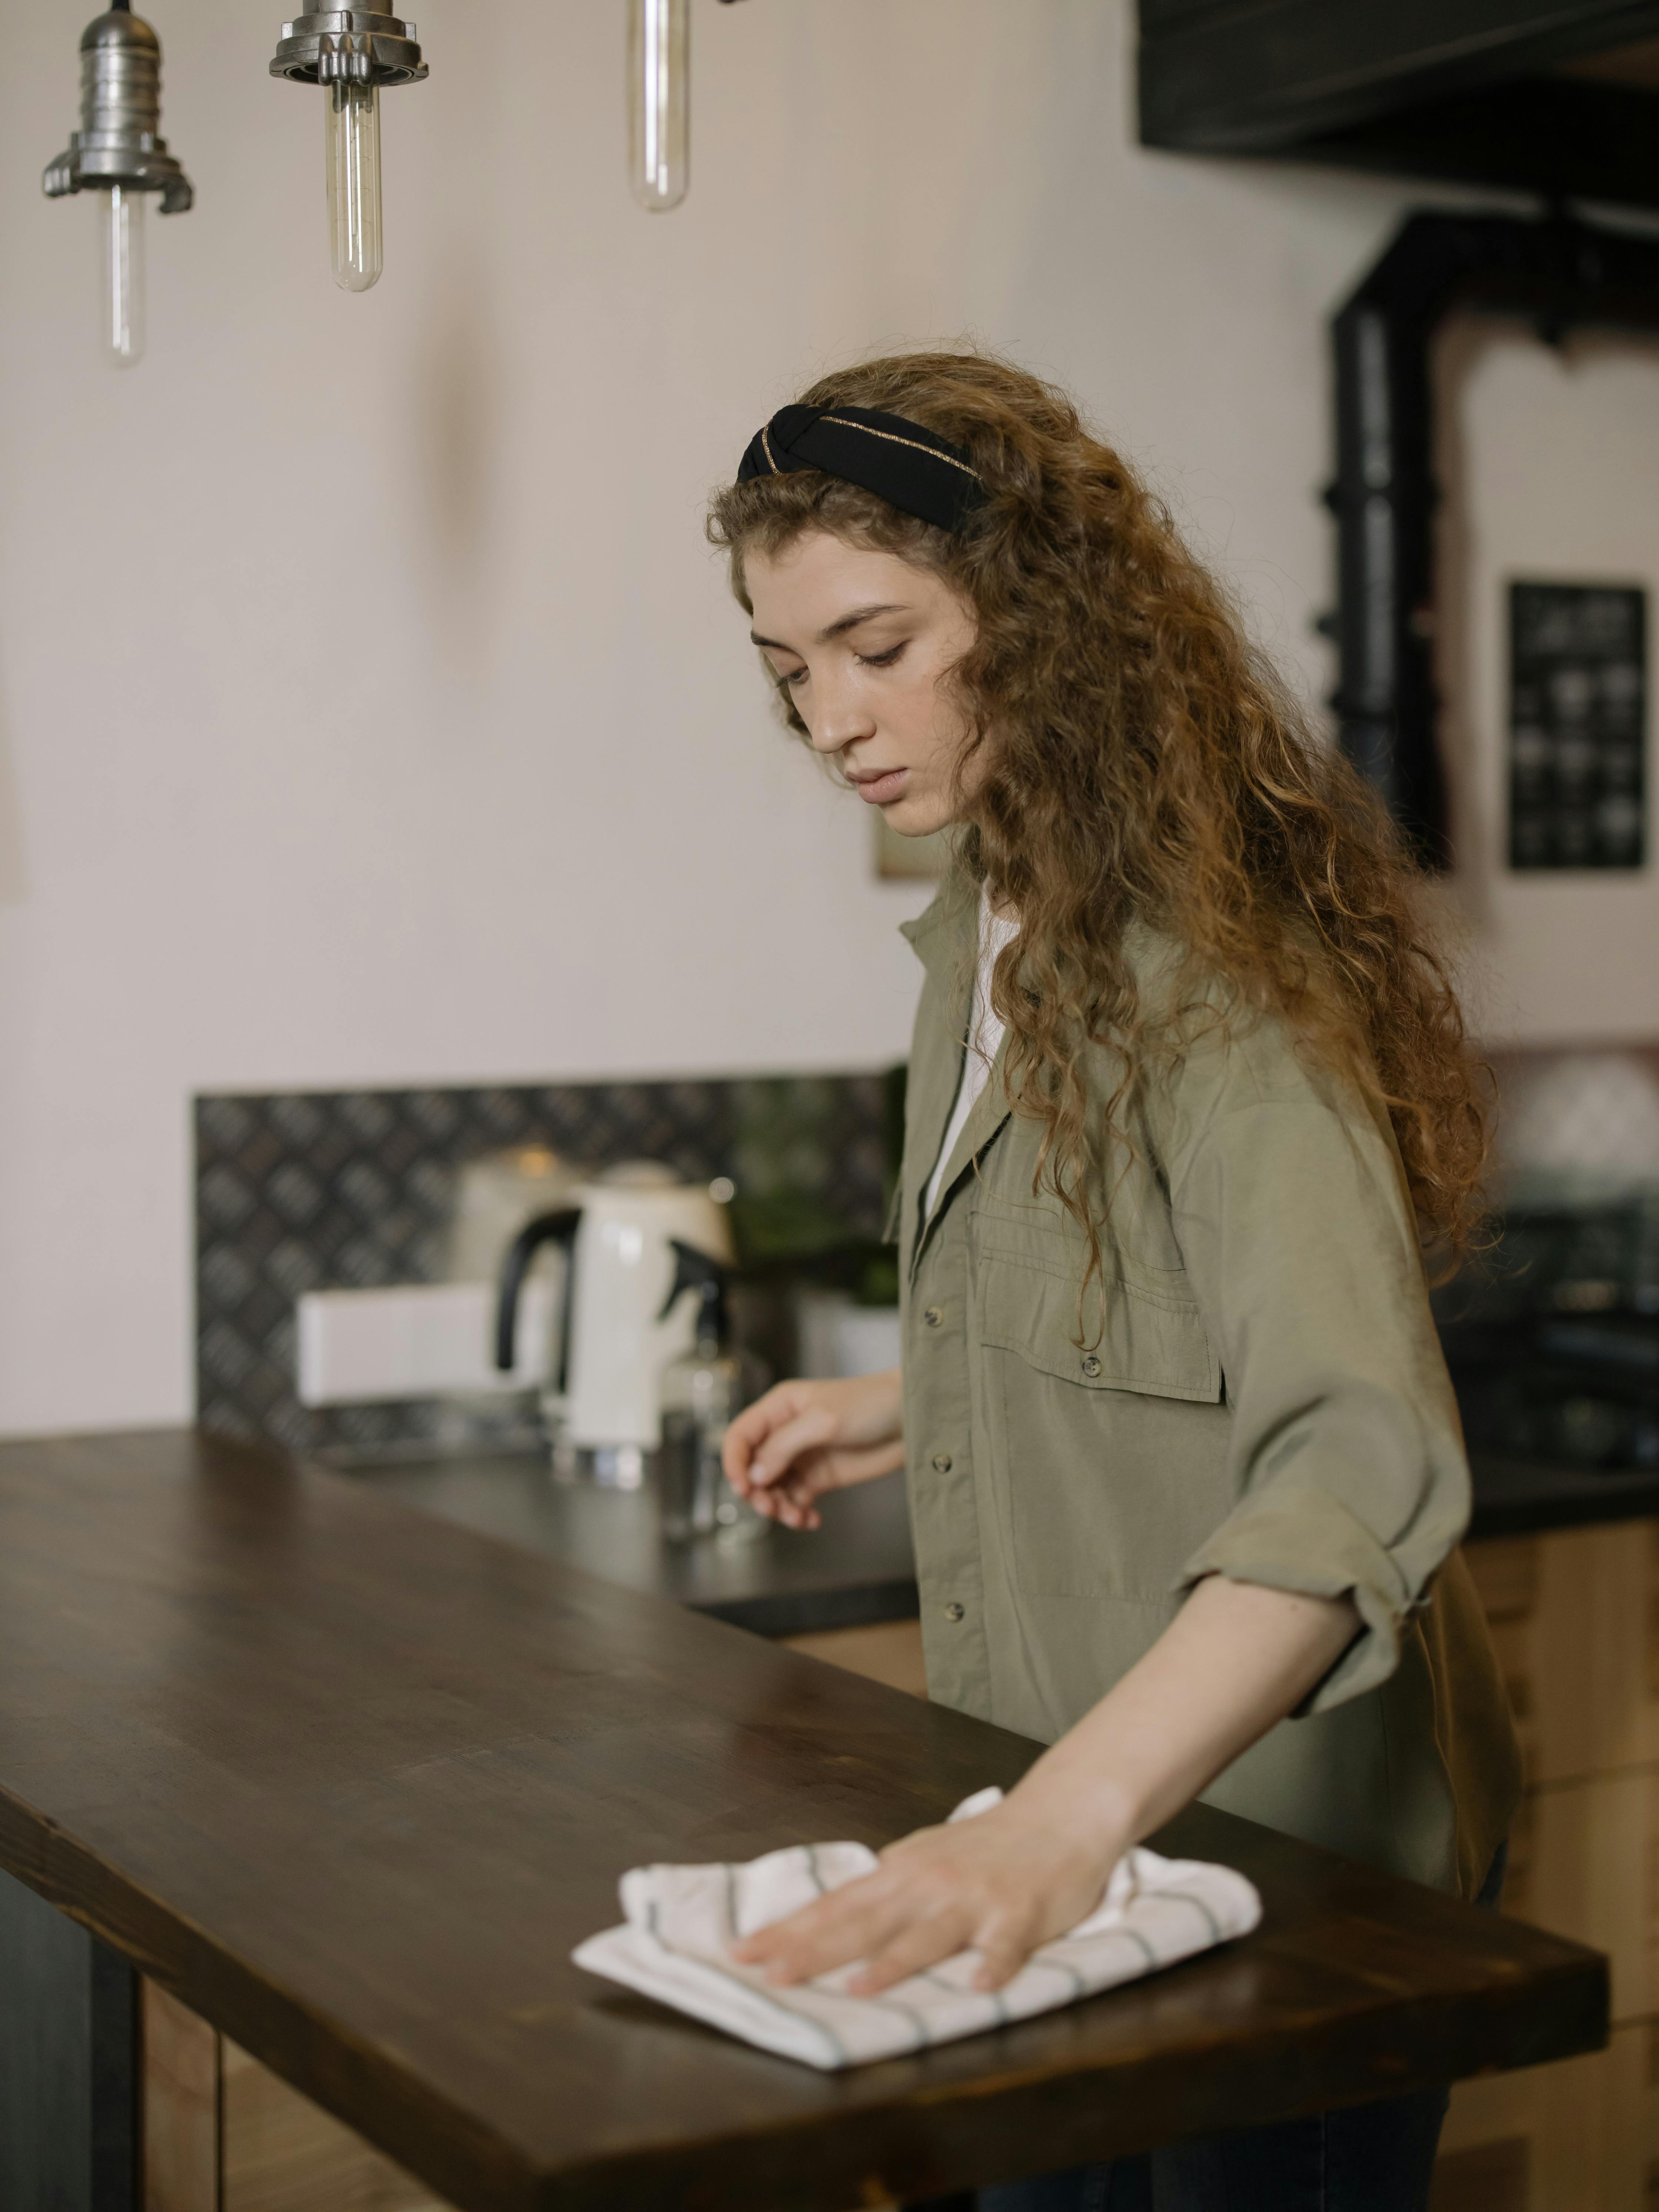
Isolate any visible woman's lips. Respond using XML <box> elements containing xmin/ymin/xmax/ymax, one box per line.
<box><xmin>850</xmin><ymin>767</ymin><xmax>909</xmax><ymax>806</ymax></box>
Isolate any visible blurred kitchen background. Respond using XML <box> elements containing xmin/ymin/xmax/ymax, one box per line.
<box><xmin>0</xmin><ymin>0</ymin><xmax>1656</xmax><ymax>1441</ymax></box>
<box><xmin>10</xmin><ymin>2</ymin><xmax>1659</xmax><ymax>2197</ymax></box>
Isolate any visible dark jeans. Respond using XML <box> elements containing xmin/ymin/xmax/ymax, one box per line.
<box><xmin>971</xmin><ymin>1845</ymin><xmax>1508</xmax><ymax>2212</ymax></box>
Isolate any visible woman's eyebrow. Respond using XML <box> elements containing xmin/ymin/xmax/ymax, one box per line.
<box><xmin>750</xmin><ymin>602</ymin><xmax>908</xmax><ymax>653</ymax></box>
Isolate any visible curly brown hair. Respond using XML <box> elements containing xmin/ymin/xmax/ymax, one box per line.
<box><xmin>709</xmin><ymin>350</ymin><xmax>1489</xmax><ymax>1271</ymax></box>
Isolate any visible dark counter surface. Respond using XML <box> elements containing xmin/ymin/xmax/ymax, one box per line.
<box><xmin>354</xmin><ymin>1452</ymin><xmax>918</xmax><ymax>1636</ymax></box>
<box><xmin>1469</xmin><ymin>1448</ymin><xmax>1659</xmax><ymax>1540</ymax></box>
<box><xmin>0</xmin><ymin>1429</ymin><xmax>1608</xmax><ymax>2212</ymax></box>
<box><xmin>348</xmin><ymin>1442</ymin><xmax>1659</xmax><ymax>1644</ymax></box>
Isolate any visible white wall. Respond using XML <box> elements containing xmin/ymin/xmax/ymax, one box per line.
<box><xmin>0</xmin><ymin>0</ymin><xmax>1623</xmax><ymax>1434</ymax></box>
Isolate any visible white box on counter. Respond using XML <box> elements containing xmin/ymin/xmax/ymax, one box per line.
<box><xmin>296</xmin><ymin>1280</ymin><xmax>555</xmax><ymax>1407</ymax></box>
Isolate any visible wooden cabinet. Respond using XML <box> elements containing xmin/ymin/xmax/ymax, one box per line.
<box><xmin>143</xmin><ymin>1984</ymin><xmax>217</xmax><ymax>2212</ymax></box>
<box><xmin>779</xmin><ymin>1617</ymin><xmax>930</xmax><ymax>1698</ymax></box>
<box><xmin>1435</xmin><ymin>1522</ymin><xmax>1659</xmax><ymax>2211</ymax></box>
<box><xmin>142</xmin><ymin>1983</ymin><xmax>451</xmax><ymax>2212</ymax></box>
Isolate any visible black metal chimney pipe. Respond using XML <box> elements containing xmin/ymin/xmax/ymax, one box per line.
<box><xmin>1327</xmin><ymin>207</ymin><xmax>1659</xmax><ymax>864</ymax></box>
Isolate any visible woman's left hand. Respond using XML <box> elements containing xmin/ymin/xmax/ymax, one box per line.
<box><xmin>730</xmin><ymin>1794</ymin><xmax>1123</xmax><ymax>1996</ymax></box>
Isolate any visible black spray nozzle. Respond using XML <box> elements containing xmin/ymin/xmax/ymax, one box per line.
<box><xmin>495</xmin><ymin>1207</ymin><xmax>581</xmax><ymax>1376</ymax></box>
<box><xmin>658</xmin><ymin>1239</ymin><xmax>731</xmax><ymax>1346</ymax></box>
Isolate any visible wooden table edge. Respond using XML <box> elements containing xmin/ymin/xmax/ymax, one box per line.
<box><xmin>0</xmin><ymin>1768</ymin><xmax>1612</xmax><ymax>2212</ymax></box>
<box><xmin>0</xmin><ymin>1429</ymin><xmax>1617</xmax><ymax>2212</ymax></box>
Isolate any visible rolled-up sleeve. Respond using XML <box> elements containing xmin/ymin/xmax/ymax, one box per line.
<box><xmin>1164</xmin><ymin>1052</ymin><xmax>1470</xmax><ymax>1712</ymax></box>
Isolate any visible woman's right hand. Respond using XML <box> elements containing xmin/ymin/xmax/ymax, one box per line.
<box><xmin>722</xmin><ymin>1369</ymin><xmax>905</xmax><ymax>1531</ymax></box>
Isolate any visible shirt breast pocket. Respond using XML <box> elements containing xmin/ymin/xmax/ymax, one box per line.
<box><xmin>975</xmin><ymin>1250</ymin><xmax>1230</xmax><ymax>1600</ymax></box>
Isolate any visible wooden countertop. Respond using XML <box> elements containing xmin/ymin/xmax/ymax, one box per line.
<box><xmin>0</xmin><ymin>1429</ymin><xmax>1607</xmax><ymax>2212</ymax></box>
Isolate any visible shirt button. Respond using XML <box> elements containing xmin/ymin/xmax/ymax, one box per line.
<box><xmin>1081</xmin><ymin>1354</ymin><xmax>1102</xmax><ymax>1378</ymax></box>
<box><xmin>931</xmin><ymin>1451</ymin><xmax>953</xmax><ymax>1473</ymax></box>
<box><xmin>923</xmin><ymin>1307</ymin><xmax>943</xmax><ymax>1328</ymax></box>
<box><xmin>944</xmin><ymin>1601</ymin><xmax>965</xmax><ymax>1622</ymax></box>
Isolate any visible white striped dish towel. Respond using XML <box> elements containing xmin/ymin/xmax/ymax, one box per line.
<box><xmin>572</xmin><ymin>1786</ymin><xmax>1261</xmax><ymax>2068</ymax></box>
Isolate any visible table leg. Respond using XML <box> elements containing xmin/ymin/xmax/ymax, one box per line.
<box><xmin>0</xmin><ymin>1864</ymin><xmax>140</xmax><ymax>2211</ymax></box>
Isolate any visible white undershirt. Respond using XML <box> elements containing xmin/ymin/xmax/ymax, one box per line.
<box><xmin>924</xmin><ymin>891</ymin><xmax>1019</xmax><ymax>1218</ymax></box>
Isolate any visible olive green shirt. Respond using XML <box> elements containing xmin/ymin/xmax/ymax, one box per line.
<box><xmin>894</xmin><ymin>885</ymin><xmax>1520</xmax><ymax>1900</ymax></box>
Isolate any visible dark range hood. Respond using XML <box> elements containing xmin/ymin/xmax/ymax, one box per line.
<box><xmin>1140</xmin><ymin>1</ymin><xmax>1659</xmax><ymax>209</ymax></box>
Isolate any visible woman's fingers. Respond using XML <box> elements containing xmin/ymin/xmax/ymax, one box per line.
<box><xmin>730</xmin><ymin>1803</ymin><xmax>1107</xmax><ymax>2001</ymax></box>
<box><xmin>745</xmin><ymin>1405</ymin><xmax>838</xmax><ymax>1489</ymax></box>
<box><xmin>721</xmin><ymin>1387</ymin><xmax>807</xmax><ymax>1488</ymax></box>
<box><xmin>736</xmin><ymin>1453</ymin><xmax>832</xmax><ymax>1527</ymax></box>
<box><xmin>745</xmin><ymin>1476</ymin><xmax>823</xmax><ymax>1532</ymax></box>
<box><xmin>722</xmin><ymin>1395</ymin><xmax>835</xmax><ymax>1501</ymax></box>
<box><xmin>746</xmin><ymin>1445</ymin><xmax>907</xmax><ymax>1527</ymax></box>
<box><xmin>846</xmin><ymin>1906</ymin><xmax>977</xmax><ymax>1995</ymax></box>
<box><xmin>733</xmin><ymin>1872</ymin><xmax>912</xmax><ymax>1985</ymax></box>
<box><xmin>734</xmin><ymin>1881</ymin><xmax>1040</xmax><ymax>1997</ymax></box>
<box><xmin>723</xmin><ymin>1375</ymin><xmax>906</xmax><ymax>1524</ymax></box>
<box><xmin>973</xmin><ymin>1931</ymin><xmax>1038</xmax><ymax>1994</ymax></box>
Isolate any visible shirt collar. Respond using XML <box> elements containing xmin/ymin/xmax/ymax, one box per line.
<box><xmin>898</xmin><ymin>875</ymin><xmax>977</xmax><ymax>982</ymax></box>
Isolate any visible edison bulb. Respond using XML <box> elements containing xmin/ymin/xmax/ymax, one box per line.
<box><xmin>326</xmin><ymin>80</ymin><xmax>383</xmax><ymax>291</ymax></box>
<box><xmin>99</xmin><ymin>183</ymin><xmax>145</xmax><ymax>368</ymax></box>
<box><xmin>628</xmin><ymin>0</ymin><xmax>688</xmax><ymax>211</ymax></box>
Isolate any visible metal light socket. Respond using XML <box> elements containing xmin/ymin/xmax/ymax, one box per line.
<box><xmin>268</xmin><ymin>9</ymin><xmax>427</xmax><ymax>89</ymax></box>
<box><xmin>43</xmin><ymin>8</ymin><xmax>193</xmax><ymax>214</ymax></box>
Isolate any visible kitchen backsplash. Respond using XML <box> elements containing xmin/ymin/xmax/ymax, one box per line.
<box><xmin>197</xmin><ymin>1046</ymin><xmax>1659</xmax><ymax>1458</ymax></box>
<box><xmin>1445</xmin><ymin>1045</ymin><xmax>1659</xmax><ymax>1327</ymax></box>
<box><xmin>196</xmin><ymin>1074</ymin><xmax>890</xmax><ymax>1458</ymax></box>
<box><xmin>1488</xmin><ymin>1044</ymin><xmax>1659</xmax><ymax>1199</ymax></box>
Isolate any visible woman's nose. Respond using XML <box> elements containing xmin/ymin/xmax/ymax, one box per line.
<box><xmin>807</xmin><ymin>670</ymin><xmax>875</xmax><ymax>755</ymax></box>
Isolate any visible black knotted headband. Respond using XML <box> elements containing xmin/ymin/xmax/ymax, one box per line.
<box><xmin>735</xmin><ymin>403</ymin><xmax>987</xmax><ymax>534</ymax></box>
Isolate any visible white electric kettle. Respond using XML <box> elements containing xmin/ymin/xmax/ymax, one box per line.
<box><xmin>494</xmin><ymin>1162</ymin><xmax>734</xmax><ymax>1482</ymax></box>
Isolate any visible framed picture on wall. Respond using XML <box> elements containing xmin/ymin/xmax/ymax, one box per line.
<box><xmin>1509</xmin><ymin>580</ymin><xmax>1646</xmax><ymax>871</ymax></box>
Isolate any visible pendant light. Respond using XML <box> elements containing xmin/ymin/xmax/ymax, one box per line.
<box><xmin>628</xmin><ymin>0</ymin><xmax>746</xmax><ymax>214</ymax></box>
<box><xmin>269</xmin><ymin>9</ymin><xmax>427</xmax><ymax>292</ymax></box>
<box><xmin>628</xmin><ymin>0</ymin><xmax>688</xmax><ymax>212</ymax></box>
<box><xmin>42</xmin><ymin>0</ymin><xmax>194</xmax><ymax>370</ymax></box>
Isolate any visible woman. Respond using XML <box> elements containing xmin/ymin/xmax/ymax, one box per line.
<box><xmin>713</xmin><ymin>353</ymin><xmax>1519</xmax><ymax>2212</ymax></box>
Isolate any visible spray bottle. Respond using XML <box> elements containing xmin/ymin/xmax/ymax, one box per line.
<box><xmin>656</xmin><ymin>1241</ymin><xmax>767</xmax><ymax>1543</ymax></box>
